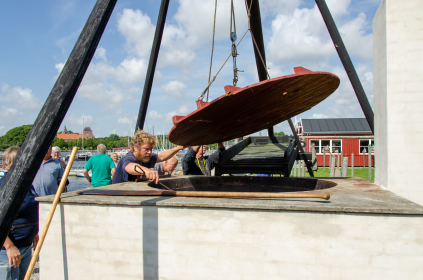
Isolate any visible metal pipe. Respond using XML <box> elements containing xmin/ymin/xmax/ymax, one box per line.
<box><xmin>315</xmin><ymin>0</ymin><xmax>374</xmax><ymax>133</ymax></box>
<box><xmin>135</xmin><ymin>0</ymin><xmax>170</xmax><ymax>131</ymax></box>
<box><xmin>0</xmin><ymin>0</ymin><xmax>117</xmax><ymax>246</ymax></box>
<box><xmin>247</xmin><ymin>0</ymin><xmax>274</xmax><ymax>137</ymax></box>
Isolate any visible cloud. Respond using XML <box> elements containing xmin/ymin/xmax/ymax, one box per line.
<box><xmin>310</xmin><ymin>113</ymin><xmax>329</xmax><ymax>119</ymax></box>
<box><xmin>117</xmin><ymin>8</ymin><xmax>155</xmax><ymax>58</ymax></box>
<box><xmin>95</xmin><ymin>47</ymin><xmax>107</xmax><ymax>62</ymax></box>
<box><xmin>161</xmin><ymin>80</ymin><xmax>187</xmax><ymax>99</ymax></box>
<box><xmin>164</xmin><ymin>103</ymin><xmax>191</xmax><ymax>124</ymax></box>
<box><xmin>148</xmin><ymin>110</ymin><xmax>163</xmax><ymax>120</ymax></box>
<box><xmin>266</xmin><ymin>0</ymin><xmax>373</xmax><ymax>65</ymax></box>
<box><xmin>117</xmin><ymin>117</ymin><xmax>130</xmax><ymax>124</ymax></box>
<box><xmin>0</xmin><ymin>84</ymin><xmax>42</xmax><ymax>110</ymax></box>
<box><xmin>0</xmin><ymin>107</ymin><xmax>23</xmax><ymax>119</ymax></box>
<box><xmin>64</xmin><ymin>114</ymin><xmax>95</xmax><ymax>127</ymax></box>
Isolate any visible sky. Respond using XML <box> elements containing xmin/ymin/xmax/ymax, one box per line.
<box><xmin>0</xmin><ymin>0</ymin><xmax>382</xmax><ymax>138</ymax></box>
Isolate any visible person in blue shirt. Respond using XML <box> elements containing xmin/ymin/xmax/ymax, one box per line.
<box><xmin>32</xmin><ymin>146</ymin><xmax>64</xmax><ymax>197</ymax></box>
<box><xmin>0</xmin><ymin>147</ymin><xmax>39</xmax><ymax>280</ymax></box>
<box><xmin>113</xmin><ymin>130</ymin><xmax>185</xmax><ymax>184</ymax></box>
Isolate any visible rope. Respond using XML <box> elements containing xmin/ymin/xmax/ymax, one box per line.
<box><xmin>198</xmin><ymin>29</ymin><xmax>249</xmax><ymax>101</ymax></box>
<box><xmin>206</xmin><ymin>0</ymin><xmax>218</xmax><ymax>102</ymax></box>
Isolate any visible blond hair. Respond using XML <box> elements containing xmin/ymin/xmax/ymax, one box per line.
<box><xmin>130</xmin><ymin>130</ymin><xmax>157</xmax><ymax>152</ymax></box>
<box><xmin>110</xmin><ymin>152</ymin><xmax>118</xmax><ymax>158</ymax></box>
<box><xmin>3</xmin><ymin>146</ymin><xmax>19</xmax><ymax>167</ymax></box>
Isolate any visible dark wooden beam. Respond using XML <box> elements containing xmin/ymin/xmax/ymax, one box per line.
<box><xmin>135</xmin><ymin>0</ymin><xmax>170</xmax><ymax>131</ymax></box>
<box><xmin>288</xmin><ymin>119</ymin><xmax>314</xmax><ymax>177</ymax></box>
<box><xmin>247</xmin><ymin>0</ymin><xmax>273</xmax><ymax>137</ymax></box>
<box><xmin>315</xmin><ymin>0</ymin><xmax>374</xmax><ymax>133</ymax></box>
<box><xmin>0</xmin><ymin>0</ymin><xmax>117</xmax><ymax>245</ymax></box>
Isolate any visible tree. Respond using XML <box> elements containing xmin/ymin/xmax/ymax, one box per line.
<box><xmin>274</xmin><ymin>131</ymin><xmax>287</xmax><ymax>136</ymax></box>
<box><xmin>56</xmin><ymin>139</ymin><xmax>68</xmax><ymax>149</ymax></box>
<box><xmin>108</xmin><ymin>134</ymin><xmax>120</xmax><ymax>141</ymax></box>
<box><xmin>0</xmin><ymin>125</ymin><xmax>33</xmax><ymax>149</ymax></box>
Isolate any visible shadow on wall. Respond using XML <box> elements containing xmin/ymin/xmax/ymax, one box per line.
<box><xmin>142</xmin><ymin>197</ymin><xmax>171</xmax><ymax>280</ymax></box>
<box><xmin>60</xmin><ymin>204</ymin><xmax>69</xmax><ymax>280</ymax></box>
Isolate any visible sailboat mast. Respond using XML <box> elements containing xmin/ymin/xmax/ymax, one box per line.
<box><xmin>82</xmin><ymin>117</ymin><xmax>84</xmax><ymax>151</ymax></box>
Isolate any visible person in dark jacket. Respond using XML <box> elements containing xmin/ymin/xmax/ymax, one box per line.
<box><xmin>0</xmin><ymin>147</ymin><xmax>39</xmax><ymax>280</ymax></box>
<box><xmin>182</xmin><ymin>143</ymin><xmax>225</xmax><ymax>176</ymax></box>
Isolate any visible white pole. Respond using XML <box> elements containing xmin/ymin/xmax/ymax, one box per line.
<box><xmin>82</xmin><ymin>117</ymin><xmax>84</xmax><ymax>151</ymax></box>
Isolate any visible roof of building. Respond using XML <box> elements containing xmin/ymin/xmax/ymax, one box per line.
<box><xmin>84</xmin><ymin>127</ymin><xmax>92</xmax><ymax>131</ymax></box>
<box><xmin>301</xmin><ymin>118</ymin><xmax>372</xmax><ymax>134</ymax></box>
<box><xmin>57</xmin><ymin>133</ymin><xmax>82</xmax><ymax>140</ymax></box>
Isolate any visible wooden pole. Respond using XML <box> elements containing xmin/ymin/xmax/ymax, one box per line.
<box><xmin>342</xmin><ymin>157</ymin><xmax>348</xmax><ymax>177</ymax></box>
<box><xmin>315</xmin><ymin>0</ymin><xmax>374</xmax><ymax>133</ymax></box>
<box><xmin>323</xmin><ymin>151</ymin><xmax>326</xmax><ymax>170</ymax></box>
<box><xmin>0</xmin><ymin>0</ymin><xmax>116</xmax><ymax>246</ymax></box>
<box><xmin>368</xmin><ymin>145</ymin><xmax>372</xmax><ymax>182</ymax></box>
<box><xmin>330</xmin><ymin>156</ymin><xmax>335</xmax><ymax>177</ymax></box>
<box><xmin>24</xmin><ymin>147</ymin><xmax>78</xmax><ymax>280</ymax></box>
<box><xmin>78</xmin><ymin>188</ymin><xmax>331</xmax><ymax>200</ymax></box>
<box><xmin>136</xmin><ymin>0</ymin><xmax>170</xmax><ymax>131</ymax></box>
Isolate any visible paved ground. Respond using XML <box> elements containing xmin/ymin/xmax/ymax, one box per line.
<box><xmin>29</xmin><ymin>251</ymin><xmax>39</xmax><ymax>280</ymax></box>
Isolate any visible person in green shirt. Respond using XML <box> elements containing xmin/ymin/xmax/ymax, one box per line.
<box><xmin>83</xmin><ymin>144</ymin><xmax>116</xmax><ymax>187</ymax></box>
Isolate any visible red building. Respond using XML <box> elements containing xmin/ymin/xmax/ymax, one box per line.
<box><xmin>56</xmin><ymin>126</ymin><xmax>95</xmax><ymax>142</ymax></box>
<box><xmin>296</xmin><ymin>118</ymin><xmax>374</xmax><ymax>167</ymax></box>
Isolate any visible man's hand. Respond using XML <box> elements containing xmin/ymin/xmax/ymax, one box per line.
<box><xmin>33</xmin><ymin>234</ymin><xmax>39</xmax><ymax>248</ymax></box>
<box><xmin>192</xmin><ymin>145</ymin><xmax>201</xmax><ymax>152</ymax></box>
<box><xmin>6</xmin><ymin>244</ymin><xmax>21</xmax><ymax>268</ymax></box>
<box><xmin>143</xmin><ymin>168</ymin><xmax>159</xmax><ymax>184</ymax></box>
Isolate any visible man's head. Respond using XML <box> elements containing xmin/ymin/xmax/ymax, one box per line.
<box><xmin>196</xmin><ymin>145</ymin><xmax>207</xmax><ymax>158</ymax></box>
<box><xmin>52</xmin><ymin>146</ymin><xmax>61</xmax><ymax>159</ymax></box>
<box><xmin>43</xmin><ymin>146</ymin><xmax>52</xmax><ymax>161</ymax></box>
<box><xmin>97</xmin><ymin>144</ymin><xmax>107</xmax><ymax>154</ymax></box>
<box><xmin>131</xmin><ymin>130</ymin><xmax>157</xmax><ymax>163</ymax></box>
<box><xmin>3</xmin><ymin>146</ymin><xmax>19</xmax><ymax>170</ymax></box>
<box><xmin>162</xmin><ymin>156</ymin><xmax>178</xmax><ymax>174</ymax></box>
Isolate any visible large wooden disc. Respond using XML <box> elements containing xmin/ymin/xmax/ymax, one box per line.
<box><xmin>169</xmin><ymin>67</ymin><xmax>340</xmax><ymax>146</ymax></box>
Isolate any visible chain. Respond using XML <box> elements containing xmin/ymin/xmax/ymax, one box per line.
<box><xmin>206</xmin><ymin>0</ymin><xmax>218</xmax><ymax>102</ymax></box>
<box><xmin>230</xmin><ymin>0</ymin><xmax>242</xmax><ymax>86</ymax></box>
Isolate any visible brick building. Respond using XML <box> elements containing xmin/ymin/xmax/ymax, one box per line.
<box><xmin>57</xmin><ymin>126</ymin><xmax>95</xmax><ymax>141</ymax></box>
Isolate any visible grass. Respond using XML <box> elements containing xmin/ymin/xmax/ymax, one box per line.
<box><xmin>291</xmin><ymin>167</ymin><xmax>375</xmax><ymax>182</ymax></box>
<box><xmin>253</xmin><ymin>167</ymin><xmax>375</xmax><ymax>183</ymax></box>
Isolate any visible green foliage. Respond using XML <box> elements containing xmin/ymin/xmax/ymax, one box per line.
<box><xmin>0</xmin><ymin>124</ymin><xmax>33</xmax><ymax>149</ymax></box>
<box><xmin>274</xmin><ymin>131</ymin><xmax>287</xmax><ymax>136</ymax></box>
<box><xmin>108</xmin><ymin>134</ymin><xmax>120</xmax><ymax>141</ymax></box>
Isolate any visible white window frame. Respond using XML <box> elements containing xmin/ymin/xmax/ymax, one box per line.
<box><xmin>309</xmin><ymin>139</ymin><xmax>342</xmax><ymax>154</ymax></box>
<box><xmin>359</xmin><ymin>139</ymin><xmax>374</xmax><ymax>154</ymax></box>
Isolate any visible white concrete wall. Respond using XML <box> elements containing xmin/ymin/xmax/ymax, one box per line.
<box><xmin>374</xmin><ymin>0</ymin><xmax>423</xmax><ymax>205</ymax></box>
<box><xmin>39</xmin><ymin>203</ymin><xmax>423</xmax><ymax>280</ymax></box>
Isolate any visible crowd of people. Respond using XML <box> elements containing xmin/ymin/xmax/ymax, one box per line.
<box><xmin>0</xmin><ymin>129</ymin><xmax>225</xmax><ymax>279</ymax></box>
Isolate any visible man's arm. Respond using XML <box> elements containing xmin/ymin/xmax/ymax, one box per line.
<box><xmin>111</xmin><ymin>168</ymin><xmax>116</xmax><ymax>180</ymax></box>
<box><xmin>83</xmin><ymin>169</ymin><xmax>91</xmax><ymax>184</ymax></box>
<box><xmin>125</xmin><ymin>163</ymin><xmax>159</xmax><ymax>184</ymax></box>
<box><xmin>156</xmin><ymin>145</ymin><xmax>186</xmax><ymax>163</ymax></box>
